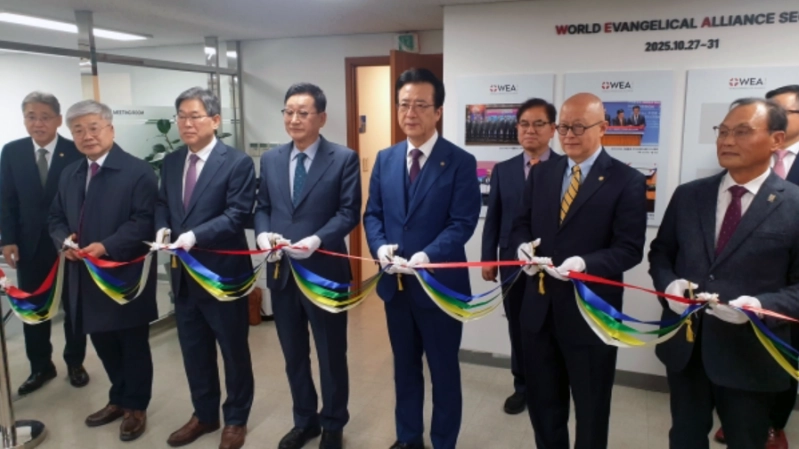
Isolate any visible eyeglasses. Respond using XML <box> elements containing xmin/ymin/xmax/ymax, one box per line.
<box><xmin>175</xmin><ymin>115</ymin><xmax>210</xmax><ymax>124</ymax></box>
<box><xmin>556</xmin><ymin>121</ymin><xmax>604</xmax><ymax>136</ymax></box>
<box><xmin>787</xmin><ymin>109</ymin><xmax>799</xmax><ymax>115</ymax></box>
<box><xmin>398</xmin><ymin>103</ymin><xmax>435</xmax><ymax>113</ymax></box>
<box><xmin>518</xmin><ymin>120</ymin><xmax>552</xmax><ymax>131</ymax></box>
<box><xmin>71</xmin><ymin>124</ymin><xmax>111</xmax><ymax>137</ymax></box>
<box><xmin>713</xmin><ymin>125</ymin><xmax>768</xmax><ymax>140</ymax></box>
<box><xmin>25</xmin><ymin>115</ymin><xmax>56</xmax><ymax>124</ymax></box>
<box><xmin>281</xmin><ymin>109</ymin><xmax>318</xmax><ymax>120</ymax></box>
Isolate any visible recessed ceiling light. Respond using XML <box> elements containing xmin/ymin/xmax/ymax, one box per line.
<box><xmin>0</xmin><ymin>12</ymin><xmax>148</xmax><ymax>41</ymax></box>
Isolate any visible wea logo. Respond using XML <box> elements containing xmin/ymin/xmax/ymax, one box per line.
<box><xmin>489</xmin><ymin>84</ymin><xmax>518</xmax><ymax>94</ymax></box>
<box><xmin>601</xmin><ymin>81</ymin><xmax>633</xmax><ymax>91</ymax></box>
<box><xmin>729</xmin><ymin>77</ymin><xmax>766</xmax><ymax>89</ymax></box>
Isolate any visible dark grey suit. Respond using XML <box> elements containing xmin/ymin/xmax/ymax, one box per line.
<box><xmin>650</xmin><ymin>171</ymin><xmax>799</xmax><ymax>449</ymax></box>
<box><xmin>254</xmin><ymin>136</ymin><xmax>361</xmax><ymax>431</ymax></box>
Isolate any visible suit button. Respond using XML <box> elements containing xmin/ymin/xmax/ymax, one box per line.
<box><xmin>708</xmin><ymin>274</ymin><xmax>715</xmax><ymax>281</ymax></box>
<box><xmin>404</xmin><ymin>226</ymin><xmax>409</xmax><ymax>231</ymax></box>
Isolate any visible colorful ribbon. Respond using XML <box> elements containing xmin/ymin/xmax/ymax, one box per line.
<box><xmin>289</xmin><ymin>260</ymin><xmax>382</xmax><ymax>313</ymax></box>
<box><xmin>3</xmin><ymin>256</ymin><xmax>64</xmax><ymax>324</ymax></box>
<box><xmin>170</xmin><ymin>249</ymin><xmax>263</xmax><ymax>301</ymax></box>
<box><xmin>82</xmin><ymin>253</ymin><xmax>154</xmax><ymax>305</ymax></box>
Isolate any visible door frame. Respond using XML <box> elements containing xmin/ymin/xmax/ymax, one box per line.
<box><xmin>345</xmin><ymin>56</ymin><xmax>390</xmax><ymax>287</ymax></box>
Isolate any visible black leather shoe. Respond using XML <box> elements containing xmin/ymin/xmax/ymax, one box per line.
<box><xmin>319</xmin><ymin>430</ymin><xmax>343</xmax><ymax>449</ymax></box>
<box><xmin>503</xmin><ymin>391</ymin><xmax>526</xmax><ymax>415</ymax></box>
<box><xmin>389</xmin><ymin>442</ymin><xmax>424</xmax><ymax>449</ymax></box>
<box><xmin>68</xmin><ymin>365</ymin><xmax>90</xmax><ymax>388</ymax></box>
<box><xmin>279</xmin><ymin>426</ymin><xmax>321</xmax><ymax>449</ymax></box>
<box><xmin>18</xmin><ymin>364</ymin><xmax>57</xmax><ymax>395</ymax></box>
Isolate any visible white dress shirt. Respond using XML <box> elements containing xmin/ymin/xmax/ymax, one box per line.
<box><xmin>85</xmin><ymin>151</ymin><xmax>110</xmax><ymax>191</ymax></box>
<box><xmin>289</xmin><ymin>137</ymin><xmax>320</xmax><ymax>198</ymax></box>
<box><xmin>32</xmin><ymin>135</ymin><xmax>58</xmax><ymax>169</ymax></box>
<box><xmin>770</xmin><ymin>140</ymin><xmax>799</xmax><ymax>174</ymax></box>
<box><xmin>183</xmin><ymin>137</ymin><xmax>217</xmax><ymax>199</ymax></box>
<box><xmin>406</xmin><ymin>130</ymin><xmax>439</xmax><ymax>173</ymax></box>
<box><xmin>714</xmin><ymin>168</ymin><xmax>770</xmax><ymax>241</ymax></box>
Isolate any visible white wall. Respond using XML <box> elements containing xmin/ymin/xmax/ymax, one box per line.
<box><xmin>444</xmin><ymin>0</ymin><xmax>799</xmax><ymax>376</ymax></box>
<box><xmin>241</xmin><ymin>30</ymin><xmax>443</xmax><ymax>149</ymax></box>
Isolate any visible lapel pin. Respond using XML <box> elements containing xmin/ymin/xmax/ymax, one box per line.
<box><xmin>768</xmin><ymin>194</ymin><xmax>776</xmax><ymax>203</ymax></box>
<box><xmin>441</xmin><ymin>161</ymin><xmax>445</xmax><ymax>167</ymax></box>
<box><xmin>598</xmin><ymin>176</ymin><xmax>605</xmax><ymax>181</ymax></box>
<box><xmin>59</xmin><ymin>153</ymin><xmax>64</xmax><ymax>157</ymax></box>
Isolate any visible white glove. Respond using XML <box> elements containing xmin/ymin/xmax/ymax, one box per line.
<box><xmin>544</xmin><ymin>256</ymin><xmax>585</xmax><ymax>281</ymax></box>
<box><xmin>169</xmin><ymin>231</ymin><xmax>196</xmax><ymax>251</ymax></box>
<box><xmin>257</xmin><ymin>232</ymin><xmax>287</xmax><ymax>263</ymax></box>
<box><xmin>284</xmin><ymin>235</ymin><xmax>321</xmax><ymax>260</ymax></box>
<box><xmin>517</xmin><ymin>239</ymin><xmax>542</xmax><ymax>276</ymax></box>
<box><xmin>0</xmin><ymin>277</ymin><xmax>8</xmax><ymax>290</ymax></box>
<box><xmin>728</xmin><ymin>295</ymin><xmax>762</xmax><ymax>316</ymax></box>
<box><xmin>407</xmin><ymin>252</ymin><xmax>429</xmax><ymax>269</ymax></box>
<box><xmin>664</xmin><ymin>279</ymin><xmax>699</xmax><ymax>315</ymax></box>
<box><xmin>706</xmin><ymin>296</ymin><xmax>760</xmax><ymax>325</ymax></box>
<box><xmin>63</xmin><ymin>236</ymin><xmax>79</xmax><ymax>250</ymax></box>
<box><xmin>377</xmin><ymin>244</ymin><xmax>399</xmax><ymax>269</ymax></box>
<box><xmin>155</xmin><ymin>228</ymin><xmax>171</xmax><ymax>244</ymax></box>
<box><xmin>389</xmin><ymin>256</ymin><xmax>414</xmax><ymax>275</ymax></box>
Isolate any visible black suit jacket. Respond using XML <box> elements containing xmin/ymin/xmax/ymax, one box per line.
<box><xmin>629</xmin><ymin>114</ymin><xmax>646</xmax><ymax>126</ymax></box>
<box><xmin>49</xmin><ymin>145</ymin><xmax>158</xmax><ymax>334</ymax></box>
<box><xmin>482</xmin><ymin>151</ymin><xmax>563</xmax><ymax>282</ymax></box>
<box><xmin>650</xmin><ymin>172</ymin><xmax>799</xmax><ymax>392</ymax></box>
<box><xmin>1</xmin><ymin>135</ymin><xmax>81</xmax><ymax>260</ymax></box>
<box><xmin>510</xmin><ymin>149</ymin><xmax>647</xmax><ymax>344</ymax></box>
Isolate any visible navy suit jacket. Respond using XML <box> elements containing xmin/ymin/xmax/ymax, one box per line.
<box><xmin>48</xmin><ymin>145</ymin><xmax>158</xmax><ymax>334</ymax></box>
<box><xmin>650</xmin><ymin>172</ymin><xmax>799</xmax><ymax>392</ymax></box>
<box><xmin>364</xmin><ymin>136</ymin><xmax>481</xmax><ymax>309</ymax></box>
<box><xmin>629</xmin><ymin>114</ymin><xmax>646</xmax><ymax>126</ymax></box>
<box><xmin>155</xmin><ymin>140</ymin><xmax>256</xmax><ymax>298</ymax></box>
<box><xmin>481</xmin><ymin>151</ymin><xmax>563</xmax><ymax>282</ymax></box>
<box><xmin>1</xmin><ymin>135</ymin><xmax>82</xmax><ymax>259</ymax></box>
<box><xmin>254</xmin><ymin>136</ymin><xmax>361</xmax><ymax>290</ymax></box>
<box><xmin>510</xmin><ymin>149</ymin><xmax>647</xmax><ymax>344</ymax></box>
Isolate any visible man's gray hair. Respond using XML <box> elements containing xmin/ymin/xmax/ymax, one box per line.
<box><xmin>730</xmin><ymin>97</ymin><xmax>787</xmax><ymax>133</ymax></box>
<box><xmin>21</xmin><ymin>91</ymin><xmax>61</xmax><ymax>115</ymax></box>
<box><xmin>175</xmin><ymin>87</ymin><xmax>221</xmax><ymax>117</ymax></box>
<box><xmin>65</xmin><ymin>100</ymin><xmax>114</xmax><ymax>127</ymax></box>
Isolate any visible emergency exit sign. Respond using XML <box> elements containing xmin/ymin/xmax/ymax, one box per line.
<box><xmin>396</xmin><ymin>33</ymin><xmax>419</xmax><ymax>53</ymax></box>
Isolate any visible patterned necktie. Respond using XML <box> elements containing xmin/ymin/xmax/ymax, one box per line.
<box><xmin>293</xmin><ymin>152</ymin><xmax>308</xmax><ymax>206</ymax></box>
<box><xmin>183</xmin><ymin>154</ymin><xmax>200</xmax><ymax>210</ymax></box>
<box><xmin>715</xmin><ymin>185</ymin><xmax>747</xmax><ymax>256</ymax></box>
<box><xmin>37</xmin><ymin>148</ymin><xmax>49</xmax><ymax>187</ymax></box>
<box><xmin>560</xmin><ymin>165</ymin><xmax>581</xmax><ymax>224</ymax></box>
<box><xmin>774</xmin><ymin>150</ymin><xmax>789</xmax><ymax>179</ymax></box>
<box><xmin>409</xmin><ymin>149</ymin><xmax>422</xmax><ymax>183</ymax></box>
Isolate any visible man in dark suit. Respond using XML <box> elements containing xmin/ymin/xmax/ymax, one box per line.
<box><xmin>610</xmin><ymin>109</ymin><xmax>628</xmax><ymax>126</ymax></box>
<box><xmin>511</xmin><ymin>93</ymin><xmax>647</xmax><ymax>449</ymax></box>
<box><xmin>650</xmin><ymin>98</ymin><xmax>799</xmax><ymax>449</ymax></box>
<box><xmin>0</xmin><ymin>91</ymin><xmax>88</xmax><ymax>395</ymax></box>
<box><xmin>629</xmin><ymin>105</ymin><xmax>646</xmax><ymax>127</ymax></box>
<box><xmin>364</xmin><ymin>68</ymin><xmax>481</xmax><ymax>449</ymax></box>
<box><xmin>712</xmin><ymin>87</ymin><xmax>799</xmax><ymax>448</ymax></box>
<box><xmin>156</xmin><ymin>87</ymin><xmax>255</xmax><ymax>449</ymax></box>
<box><xmin>49</xmin><ymin>100</ymin><xmax>157</xmax><ymax>441</ymax></box>
<box><xmin>481</xmin><ymin>98</ymin><xmax>561</xmax><ymax>416</ymax></box>
<box><xmin>254</xmin><ymin>83</ymin><xmax>360</xmax><ymax>449</ymax></box>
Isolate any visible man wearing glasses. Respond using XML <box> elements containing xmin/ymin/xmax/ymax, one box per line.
<box><xmin>712</xmin><ymin>85</ymin><xmax>799</xmax><ymax>449</ymax></box>
<box><xmin>156</xmin><ymin>87</ymin><xmax>255</xmax><ymax>449</ymax></box>
<box><xmin>254</xmin><ymin>83</ymin><xmax>361</xmax><ymax>449</ymax></box>
<box><xmin>0</xmin><ymin>91</ymin><xmax>88</xmax><ymax>395</ymax></box>
<box><xmin>511</xmin><ymin>93</ymin><xmax>647</xmax><ymax>449</ymax></box>
<box><xmin>364</xmin><ymin>68</ymin><xmax>481</xmax><ymax>449</ymax></box>
<box><xmin>481</xmin><ymin>98</ymin><xmax>561</xmax><ymax>417</ymax></box>
<box><xmin>651</xmin><ymin>98</ymin><xmax>799</xmax><ymax>449</ymax></box>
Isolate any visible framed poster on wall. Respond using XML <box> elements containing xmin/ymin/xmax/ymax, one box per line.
<box><xmin>564</xmin><ymin>70</ymin><xmax>676</xmax><ymax>227</ymax></box>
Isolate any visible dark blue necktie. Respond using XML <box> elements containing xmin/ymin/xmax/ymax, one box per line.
<box><xmin>293</xmin><ymin>152</ymin><xmax>308</xmax><ymax>206</ymax></box>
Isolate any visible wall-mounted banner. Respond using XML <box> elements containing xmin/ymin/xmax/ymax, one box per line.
<box><xmin>564</xmin><ymin>71</ymin><xmax>676</xmax><ymax>226</ymax></box>
<box><xmin>555</xmin><ymin>11</ymin><xmax>799</xmax><ymax>35</ymax></box>
<box><xmin>456</xmin><ymin>73</ymin><xmax>555</xmax><ymax>217</ymax></box>
<box><xmin>680</xmin><ymin>67</ymin><xmax>799</xmax><ymax>184</ymax></box>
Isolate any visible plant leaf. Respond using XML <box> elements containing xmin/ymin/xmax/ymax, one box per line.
<box><xmin>152</xmin><ymin>152</ymin><xmax>166</xmax><ymax>162</ymax></box>
<box><xmin>218</xmin><ymin>132</ymin><xmax>232</xmax><ymax>139</ymax></box>
<box><xmin>171</xmin><ymin>139</ymin><xmax>182</xmax><ymax>144</ymax></box>
<box><xmin>152</xmin><ymin>144</ymin><xmax>166</xmax><ymax>153</ymax></box>
<box><xmin>156</xmin><ymin>119</ymin><xmax>171</xmax><ymax>134</ymax></box>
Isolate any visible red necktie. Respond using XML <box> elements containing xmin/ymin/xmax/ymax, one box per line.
<box><xmin>715</xmin><ymin>185</ymin><xmax>747</xmax><ymax>256</ymax></box>
<box><xmin>409</xmin><ymin>149</ymin><xmax>422</xmax><ymax>183</ymax></box>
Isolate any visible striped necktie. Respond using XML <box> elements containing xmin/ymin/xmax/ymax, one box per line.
<box><xmin>560</xmin><ymin>165</ymin><xmax>581</xmax><ymax>224</ymax></box>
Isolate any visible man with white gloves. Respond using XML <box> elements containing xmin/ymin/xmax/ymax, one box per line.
<box><xmin>254</xmin><ymin>83</ymin><xmax>360</xmax><ymax>449</ymax></box>
<box><xmin>649</xmin><ymin>97</ymin><xmax>799</xmax><ymax>449</ymax></box>
<box><xmin>510</xmin><ymin>93</ymin><xmax>647</xmax><ymax>449</ymax></box>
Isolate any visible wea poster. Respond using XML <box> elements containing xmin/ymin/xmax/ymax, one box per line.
<box><xmin>564</xmin><ymin>71</ymin><xmax>675</xmax><ymax>226</ymax></box>
<box><xmin>681</xmin><ymin>66</ymin><xmax>799</xmax><ymax>184</ymax></box>
<box><xmin>456</xmin><ymin>73</ymin><xmax>555</xmax><ymax>216</ymax></box>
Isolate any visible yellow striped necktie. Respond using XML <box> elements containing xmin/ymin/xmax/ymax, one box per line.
<box><xmin>560</xmin><ymin>165</ymin><xmax>581</xmax><ymax>224</ymax></box>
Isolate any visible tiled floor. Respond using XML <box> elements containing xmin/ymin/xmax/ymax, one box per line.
<box><xmin>4</xmin><ymin>295</ymin><xmax>798</xmax><ymax>449</ymax></box>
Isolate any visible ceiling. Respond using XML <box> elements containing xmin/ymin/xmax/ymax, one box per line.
<box><xmin>0</xmin><ymin>0</ymin><xmax>524</xmax><ymax>50</ymax></box>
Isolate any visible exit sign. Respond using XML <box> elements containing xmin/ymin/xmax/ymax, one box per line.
<box><xmin>396</xmin><ymin>33</ymin><xmax>419</xmax><ymax>53</ymax></box>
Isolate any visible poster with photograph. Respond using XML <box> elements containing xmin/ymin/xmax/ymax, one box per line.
<box><xmin>681</xmin><ymin>67</ymin><xmax>799</xmax><ymax>184</ymax></box>
<box><xmin>457</xmin><ymin>73</ymin><xmax>555</xmax><ymax>215</ymax></box>
<box><xmin>564</xmin><ymin>71</ymin><xmax>675</xmax><ymax>226</ymax></box>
